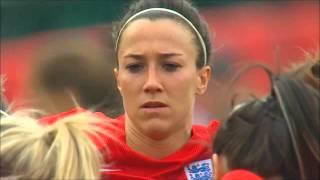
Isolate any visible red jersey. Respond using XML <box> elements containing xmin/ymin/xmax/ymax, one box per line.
<box><xmin>41</xmin><ymin>108</ymin><xmax>220</xmax><ymax>180</ymax></box>
<box><xmin>222</xmin><ymin>170</ymin><xmax>263</xmax><ymax>180</ymax></box>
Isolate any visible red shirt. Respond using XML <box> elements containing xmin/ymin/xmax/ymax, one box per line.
<box><xmin>222</xmin><ymin>170</ymin><xmax>263</xmax><ymax>180</ymax></box>
<box><xmin>41</xmin><ymin>108</ymin><xmax>220</xmax><ymax>180</ymax></box>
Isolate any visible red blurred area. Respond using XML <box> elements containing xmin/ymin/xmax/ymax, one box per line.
<box><xmin>202</xmin><ymin>1</ymin><xmax>318</xmax><ymax>95</ymax></box>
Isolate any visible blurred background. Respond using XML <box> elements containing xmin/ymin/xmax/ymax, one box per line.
<box><xmin>1</xmin><ymin>0</ymin><xmax>319</xmax><ymax>121</ymax></box>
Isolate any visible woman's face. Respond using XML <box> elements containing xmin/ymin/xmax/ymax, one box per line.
<box><xmin>115</xmin><ymin>19</ymin><xmax>210</xmax><ymax>139</ymax></box>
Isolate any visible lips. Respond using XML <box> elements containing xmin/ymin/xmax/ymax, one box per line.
<box><xmin>141</xmin><ymin>101</ymin><xmax>168</xmax><ymax>108</ymax></box>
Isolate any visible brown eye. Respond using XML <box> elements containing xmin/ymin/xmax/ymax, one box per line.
<box><xmin>126</xmin><ymin>63</ymin><xmax>144</xmax><ymax>73</ymax></box>
<box><xmin>162</xmin><ymin>63</ymin><xmax>181</xmax><ymax>72</ymax></box>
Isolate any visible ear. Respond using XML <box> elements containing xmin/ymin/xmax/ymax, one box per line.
<box><xmin>212</xmin><ymin>153</ymin><xmax>223</xmax><ymax>180</ymax></box>
<box><xmin>113</xmin><ymin>68</ymin><xmax>122</xmax><ymax>92</ymax></box>
<box><xmin>196</xmin><ymin>65</ymin><xmax>211</xmax><ymax>95</ymax></box>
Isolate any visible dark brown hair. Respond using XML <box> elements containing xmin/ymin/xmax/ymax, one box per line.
<box><xmin>0</xmin><ymin>76</ymin><xmax>8</xmax><ymax>113</ymax></box>
<box><xmin>30</xmin><ymin>37</ymin><xmax>123</xmax><ymax>117</ymax></box>
<box><xmin>112</xmin><ymin>0</ymin><xmax>212</xmax><ymax>69</ymax></box>
<box><xmin>213</xmin><ymin>73</ymin><xmax>320</xmax><ymax>179</ymax></box>
<box><xmin>287</xmin><ymin>52</ymin><xmax>319</xmax><ymax>90</ymax></box>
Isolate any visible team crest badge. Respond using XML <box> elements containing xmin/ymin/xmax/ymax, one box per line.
<box><xmin>184</xmin><ymin>159</ymin><xmax>213</xmax><ymax>180</ymax></box>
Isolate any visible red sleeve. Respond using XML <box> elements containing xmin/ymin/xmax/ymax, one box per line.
<box><xmin>40</xmin><ymin>107</ymin><xmax>87</xmax><ymax>125</ymax></box>
<box><xmin>39</xmin><ymin>108</ymin><xmax>115</xmax><ymax>125</ymax></box>
<box><xmin>222</xmin><ymin>170</ymin><xmax>263</xmax><ymax>180</ymax></box>
<box><xmin>207</xmin><ymin>120</ymin><xmax>220</xmax><ymax>138</ymax></box>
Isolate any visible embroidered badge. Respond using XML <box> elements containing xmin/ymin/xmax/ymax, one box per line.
<box><xmin>184</xmin><ymin>159</ymin><xmax>213</xmax><ymax>180</ymax></box>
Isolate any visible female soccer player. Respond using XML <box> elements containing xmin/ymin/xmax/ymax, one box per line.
<box><xmin>1</xmin><ymin>0</ymin><xmax>220</xmax><ymax>179</ymax></box>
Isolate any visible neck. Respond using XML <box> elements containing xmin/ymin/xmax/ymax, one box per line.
<box><xmin>125</xmin><ymin>117</ymin><xmax>191</xmax><ymax>159</ymax></box>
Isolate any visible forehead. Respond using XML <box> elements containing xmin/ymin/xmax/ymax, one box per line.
<box><xmin>118</xmin><ymin>19</ymin><xmax>197</xmax><ymax>54</ymax></box>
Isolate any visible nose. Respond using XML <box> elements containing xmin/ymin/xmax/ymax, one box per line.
<box><xmin>143</xmin><ymin>65</ymin><xmax>163</xmax><ymax>94</ymax></box>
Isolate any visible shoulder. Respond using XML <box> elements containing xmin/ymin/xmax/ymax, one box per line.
<box><xmin>207</xmin><ymin>120</ymin><xmax>220</xmax><ymax>137</ymax></box>
<box><xmin>222</xmin><ymin>170</ymin><xmax>263</xmax><ymax>180</ymax></box>
<box><xmin>192</xmin><ymin>120</ymin><xmax>220</xmax><ymax>138</ymax></box>
<box><xmin>40</xmin><ymin>108</ymin><xmax>115</xmax><ymax>125</ymax></box>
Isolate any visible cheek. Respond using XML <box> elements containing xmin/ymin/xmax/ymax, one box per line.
<box><xmin>166</xmin><ymin>73</ymin><xmax>198</xmax><ymax>115</ymax></box>
<box><xmin>119</xmin><ymin>80</ymin><xmax>134</xmax><ymax>99</ymax></box>
<box><xmin>117</xmin><ymin>73</ymin><xmax>142</xmax><ymax>103</ymax></box>
<box><xmin>118</xmin><ymin>71</ymin><xmax>137</xmax><ymax>91</ymax></box>
<box><xmin>168</xmin><ymin>72</ymin><xmax>198</xmax><ymax>97</ymax></box>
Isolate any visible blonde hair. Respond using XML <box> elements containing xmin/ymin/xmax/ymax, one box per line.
<box><xmin>0</xmin><ymin>110</ymin><xmax>111</xmax><ymax>179</ymax></box>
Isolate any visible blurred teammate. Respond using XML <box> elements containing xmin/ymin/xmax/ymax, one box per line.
<box><xmin>29</xmin><ymin>36</ymin><xmax>122</xmax><ymax>117</ymax></box>
<box><xmin>212</xmin><ymin>58</ymin><xmax>319</xmax><ymax>179</ymax></box>
<box><xmin>0</xmin><ymin>109</ymin><xmax>116</xmax><ymax>179</ymax></box>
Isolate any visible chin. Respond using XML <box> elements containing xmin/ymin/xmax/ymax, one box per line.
<box><xmin>143</xmin><ymin>120</ymin><xmax>172</xmax><ymax>140</ymax></box>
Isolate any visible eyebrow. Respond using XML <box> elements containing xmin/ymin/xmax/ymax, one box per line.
<box><xmin>123</xmin><ymin>52</ymin><xmax>183</xmax><ymax>60</ymax></box>
<box><xmin>123</xmin><ymin>54</ymin><xmax>145</xmax><ymax>61</ymax></box>
<box><xmin>158</xmin><ymin>52</ymin><xmax>183</xmax><ymax>59</ymax></box>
